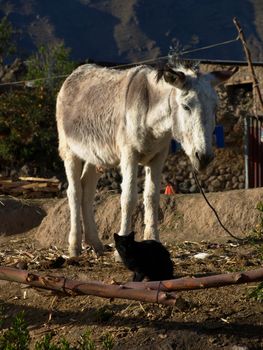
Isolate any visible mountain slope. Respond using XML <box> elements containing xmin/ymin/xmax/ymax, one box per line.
<box><xmin>0</xmin><ymin>0</ymin><xmax>263</xmax><ymax>63</ymax></box>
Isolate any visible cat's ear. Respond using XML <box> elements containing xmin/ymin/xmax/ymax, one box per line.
<box><xmin>129</xmin><ymin>231</ymin><xmax>135</xmax><ymax>240</ymax></box>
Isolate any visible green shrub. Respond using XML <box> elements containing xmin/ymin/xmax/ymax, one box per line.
<box><xmin>101</xmin><ymin>333</ymin><xmax>114</xmax><ymax>350</ymax></box>
<box><xmin>0</xmin><ymin>42</ymin><xmax>76</xmax><ymax>170</ymax></box>
<box><xmin>250</xmin><ymin>282</ymin><xmax>263</xmax><ymax>303</ymax></box>
<box><xmin>25</xmin><ymin>44</ymin><xmax>75</xmax><ymax>93</ymax></box>
<box><xmin>0</xmin><ymin>312</ymin><xmax>115</xmax><ymax>350</ymax></box>
<box><xmin>35</xmin><ymin>333</ymin><xmax>73</xmax><ymax>350</ymax></box>
<box><xmin>0</xmin><ymin>86</ymin><xmax>59</xmax><ymax>168</ymax></box>
<box><xmin>0</xmin><ymin>16</ymin><xmax>16</xmax><ymax>64</ymax></box>
<box><xmin>79</xmin><ymin>329</ymin><xmax>96</xmax><ymax>350</ymax></box>
<box><xmin>0</xmin><ymin>311</ymin><xmax>30</xmax><ymax>350</ymax></box>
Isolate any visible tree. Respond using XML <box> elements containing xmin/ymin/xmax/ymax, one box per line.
<box><xmin>25</xmin><ymin>43</ymin><xmax>75</xmax><ymax>92</ymax></box>
<box><xmin>0</xmin><ymin>16</ymin><xmax>16</xmax><ymax>65</ymax></box>
<box><xmin>0</xmin><ymin>42</ymin><xmax>76</xmax><ymax>170</ymax></box>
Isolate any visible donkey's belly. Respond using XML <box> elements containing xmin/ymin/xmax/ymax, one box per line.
<box><xmin>68</xmin><ymin>138</ymin><xmax>120</xmax><ymax>167</ymax></box>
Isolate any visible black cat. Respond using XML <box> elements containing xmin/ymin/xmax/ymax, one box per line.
<box><xmin>114</xmin><ymin>231</ymin><xmax>174</xmax><ymax>281</ymax></box>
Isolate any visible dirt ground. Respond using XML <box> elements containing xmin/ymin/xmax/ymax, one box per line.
<box><xmin>0</xmin><ymin>190</ymin><xmax>263</xmax><ymax>350</ymax></box>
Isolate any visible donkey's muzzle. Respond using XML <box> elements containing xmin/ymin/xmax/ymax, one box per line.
<box><xmin>195</xmin><ymin>152</ymin><xmax>214</xmax><ymax>170</ymax></box>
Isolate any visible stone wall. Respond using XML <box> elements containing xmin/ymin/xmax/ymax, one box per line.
<box><xmin>97</xmin><ymin>148</ymin><xmax>245</xmax><ymax>195</ymax></box>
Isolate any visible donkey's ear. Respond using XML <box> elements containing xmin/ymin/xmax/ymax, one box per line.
<box><xmin>164</xmin><ymin>70</ymin><xmax>186</xmax><ymax>89</ymax></box>
<box><xmin>208</xmin><ymin>66</ymin><xmax>239</xmax><ymax>86</ymax></box>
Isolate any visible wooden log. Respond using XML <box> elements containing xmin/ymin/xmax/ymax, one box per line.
<box><xmin>124</xmin><ymin>267</ymin><xmax>263</xmax><ymax>291</ymax></box>
<box><xmin>0</xmin><ymin>266</ymin><xmax>263</xmax><ymax>305</ymax></box>
<box><xmin>18</xmin><ymin>176</ymin><xmax>60</xmax><ymax>183</ymax></box>
<box><xmin>0</xmin><ymin>180</ymin><xmax>26</xmax><ymax>188</ymax></box>
<box><xmin>0</xmin><ymin>181</ymin><xmax>60</xmax><ymax>194</ymax></box>
<box><xmin>0</xmin><ymin>266</ymin><xmax>177</xmax><ymax>306</ymax></box>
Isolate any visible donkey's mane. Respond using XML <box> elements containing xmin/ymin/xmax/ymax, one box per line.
<box><xmin>156</xmin><ymin>59</ymin><xmax>200</xmax><ymax>83</ymax></box>
<box><xmin>169</xmin><ymin>53</ymin><xmax>200</xmax><ymax>70</ymax></box>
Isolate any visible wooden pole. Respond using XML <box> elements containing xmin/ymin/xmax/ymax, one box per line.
<box><xmin>0</xmin><ymin>266</ymin><xmax>263</xmax><ymax>305</ymax></box>
<box><xmin>233</xmin><ymin>17</ymin><xmax>263</xmax><ymax>118</ymax></box>
<box><xmin>124</xmin><ymin>267</ymin><xmax>263</xmax><ymax>291</ymax></box>
<box><xmin>0</xmin><ymin>266</ymin><xmax>177</xmax><ymax>306</ymax></box>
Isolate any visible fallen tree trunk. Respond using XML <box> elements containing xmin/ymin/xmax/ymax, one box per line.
<box><xmin>0</xmin><ymin>266</ymin><xmax>176</xmax><ymax>305</ymax></box>
<box><xmin>124</xmin><ymin>267</ymin><xmax>263</xmax><ymax>291</ymax></box>
<box><xmin>0</xmin><ymin>266</ymin><xmax>263</xmax><ymax>305</ymax></box>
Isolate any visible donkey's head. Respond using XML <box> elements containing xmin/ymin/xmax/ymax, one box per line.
<box><xmin>159</xmin><ymin>62</ymin><xmax>238</xmax><ymax>171</ymax></box>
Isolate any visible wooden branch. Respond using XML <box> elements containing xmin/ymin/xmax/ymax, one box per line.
<box><xmin>1</xmin><ymin>266</ymin><xmax>263</xmax><ymax>306</ymax></box>
<box><xmin>18</xmin><ymin>176</ymin><xmax>60</xmax><ymax>183</ymax></box>
<box><xmin>124</xmin><ymin>267</ymin><xmax>263</xmax><ymax>291</ymax></box>
<box><xmin>0</xmin><ymin>266</ymin><xmax>176</xmax><ymax>306</ymax></box>
<box><xmin>233</xmin><ymin>17</ymin><xmax>263</xmax><ymax>117</ymax></box>
<box><xmin>0</xmin><ymin>176</ymin><xmax>61</xmax><ymax>196</ymax></box>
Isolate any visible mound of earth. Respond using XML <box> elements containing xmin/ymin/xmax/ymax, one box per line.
<box><xmin>35</xmin><ymin>188</ymin><xmax>263</xmax><ymax>250</ymax></box>
<box><xmin>0</xmin><ymin>198</ymin><xmax>46</xmax><ymax>236</ymax></box>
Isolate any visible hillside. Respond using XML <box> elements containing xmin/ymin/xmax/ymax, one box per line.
<box><xmin>0</xmin><ymin>0</ymin><xmax>263</xmax><ymax>63</ymax></box>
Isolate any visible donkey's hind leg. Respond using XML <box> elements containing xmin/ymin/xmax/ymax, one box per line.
<box><xmin>64</xmin><ymin>153</ymin><xmax>83</xmax><ymax>257</ymax></box>
<box><xmin>81</xmin><ymin>163</ymin><xmax>104</xmax><ymax>254</ymax></box>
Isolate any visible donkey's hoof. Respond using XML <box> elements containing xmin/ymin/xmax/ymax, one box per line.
<box><xmin>113</xmin><ymin>249</ymin><xmax>122</xmax><ymax>262</ymax></box>
<box><xmin>69</xmin><ymin>246</ymin><xmax>82</xmax><ymax>258</ymax></box>
<box><xmin>93</xmin><ymin>245</ymin><xmax>104</xmax><ymax>257</ymax></box>
<box><xmin>84</xmin><ymin>241</ymin><xmax>104</xmax><ymax>256</ymax></box>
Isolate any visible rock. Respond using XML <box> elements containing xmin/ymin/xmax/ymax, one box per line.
<box><xmin>111</xmin><ymin>181</ymin><xmax>119</xmax><ymax>190</ymax></box>
<box><xmin>179</xmin><ymin>182</ymin><xmax>190</xmax><ymax>193</ymax></box>
<box><xmin>225</xmin><ymin>181</ymin><xmax>232</xmax><ymax>190</ymax></box>
<box><xmin>190</xmin><ymin>179</ymin><xmax>196</xmax><ymax>185</ymax></box>
<box><xmin>207</xmin><ymin>185</ymin><xmax>214</xmax><ymax>192</ymax></box>
<box><xmin>189</xmin><ymin>185</ymin><xmax>197</xmax><ymax>193</ymax></box>
<box><xmin>210</xmin><ymin>179</ymin><xmax>221</xmax><ymax>189</ymax></box>
<box><xmin>206</xmin><ymin>167</ymin><xmax>214</xmax><ymax>176</ymax></box>
<box><xmin>10</xmin><ymin>169</ymin><xmax>19</xmax><ymax>179</ymax></box>
<box><xmin>217</xmin><ymin>175</ymin><xmax>225</xmax><ymax>182</ymax></box>
<box><xmin>239</xmin><ymin>175</ymin><xmax>245</xmax><ymax>182</ymax></box>
<box><xmin>224</xmin><ymin>174</ymin><xmax>232</xmax><ymax>181</ymax></box>
<box><xmin>178</xmin><ymin>160</ymin><xmax>188</xmax><ymax>168</ymax></box>
<box><xmin>19</xmin><ymin>164</ymin><xmax>31</xmax><ymax>176</ymax></box>
<box><xmin>200</xmin><ymin>174</ymin><xmax>208</xmax><ymax>181</ymax></box>
<box><xmin>232</xmin><ymin>176</ymin><xmax>238</xmax><ymax>184</ymax></box>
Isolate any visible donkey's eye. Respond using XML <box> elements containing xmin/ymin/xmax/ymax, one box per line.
<box><xmin>182</xmin><ymin>104</ymin><xmax>191</xmax><ymax>112</ymax></box>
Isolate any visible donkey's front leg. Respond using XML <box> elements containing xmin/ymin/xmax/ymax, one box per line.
<box><xmin>114</xmin><ymin>149</ymin><xmax>138</xmax><ymax>261</ymax></box>
<box><xmin>119</xmin><ymin>149</ymin><xmax>138</xmax><ymax>236</ymax></box>
<box><xmin>143</xmin><ymin>148</ymin><xmax>169</xmax><ymax>241</ymax></box>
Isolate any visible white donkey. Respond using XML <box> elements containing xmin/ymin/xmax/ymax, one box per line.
<box><xmin>56</xmin><ymin>61</ymin><xmax>237</xmax><ymax>257</ymax></box>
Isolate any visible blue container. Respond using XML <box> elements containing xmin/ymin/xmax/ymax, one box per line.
<box><xmin>214</xmin><ymin>125</ymin><xmax>225</xmax><ymax>148</ymax></box>
<box><xmin>170</xmin><ymin>139</ymin><xmax>181</xmax><ymax>153</ymax></box>
<box><xmin>170</xmin><ymin>139</ymin><xmax>177</xmax><ymax>153</ymax></box>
